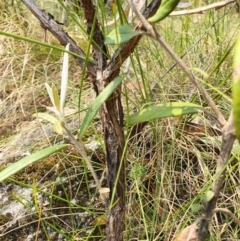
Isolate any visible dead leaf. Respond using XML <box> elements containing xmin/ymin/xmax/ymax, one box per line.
<box><xmin>174</xmin><ymin>223</ymin><xmax>198</xmax><ymax>241</ymax></box>
<box><xmin>90</xmin><ymin>214</ymin><xmax>107</xmax><ymax>226</ymax></box>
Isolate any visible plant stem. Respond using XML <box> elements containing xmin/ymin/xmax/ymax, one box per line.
<box><xmin>62</xmin><ymin>124</ymin><xmax>101</xmax><ymax>190</ymax></box>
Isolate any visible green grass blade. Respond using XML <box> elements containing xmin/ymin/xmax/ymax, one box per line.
<box><xmin>0</xmin><ymin>30</ymin><xmax>96</xmax><ymax>65</ymax></box>
<box><xmin>79</xmin><ymin>75</ymin><xmax>124</xmax><ymax>137</ymax></box>
<box><xmin>0</xmin><ymin>144</ymin><xmax>69</xmax><ymax>182</ymax></box>
<box><xmin>128</xmin><ymin>102</ymin><xmax>203</xmax><ymax>126</ymax></box>
<box><xmin>33</xmin><ymin>112</ymin><xmax>59</xmax><ymax>124</ymax></box>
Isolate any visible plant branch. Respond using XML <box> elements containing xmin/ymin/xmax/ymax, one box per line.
<box><xmin>78</xmin><ymin>2</ymin><xmax>164</xmax><ymax>240</ymax></box>
<box><xmin>198</xmin><ymin>111</ymin><xmax>236</xmax><ymax>240</ymax></box>
<box><xmin>62</xmin><ymin>123</ymin><xmax>109</xmax><ymax>205</ymax></box>
<box><xmin>80</xmin><ymin>0</ymin><xmax>108</xmax><ymax>71</ymax></box>
<box><xmin>62</xmin><ymin>124</ymin><xmax>101</xmax><ymax>191</ymax></box>
<box><xmin>21</xmin><ymin>0</ymin><xmax>96</xmax><ymax>76</ymax></box>
<box><xmin>214</xmin><ymin>208</ymin><xmax>240</xmax><ymax>228</ymax></box>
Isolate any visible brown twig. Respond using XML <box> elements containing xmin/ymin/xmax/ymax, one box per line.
<box><xmin>107</xmin><ymin>0</ymin><xmax>236</xmax><ymax>26</ymax></box>
<box><xmin>198</xmin><ymin>112</ymin><xmax>236</xmax><ymax>241</ymax></box>
<box><xmin>170</xmin><ymin>0</ymin><xmax>236</xmax><ymax>16</ymax></box>
<box><xmin>214</xmin><ymin>208</ymin><xmax>240</xmax><ymax>228</ymax></box>
<box><xmin>21</xmin><ymin>0</ymin><xmax>96</xmax><ymax>76</ymax></box>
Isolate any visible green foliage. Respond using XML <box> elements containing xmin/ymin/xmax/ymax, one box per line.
<box><xmin>0</xmin><ymin>30</ymin><xmax>95</xmax><ymax>64</ymax></box>
<box><xmin>44</xmin><ymin>43</ymin><xmax>70</xmax><ymax>122</ymax></box>
<box><xmin>0</xmin><ymin>144</ymin><xmax>69</xmax><ymax>182</ymax></box>
<box><xmin>232</xmin><ymin>35</ymin><xmax>240</xmax><ymax>141</ymax></box>
<box><xmin>104</xmin><ymin>25</ymin><xmax>142</xmax><ymax>45</ymax></box>
<box><xmin>80</xmin><ymin>75</ymin><xmax>124</xmax><ymax>136</ymax></box>
<box><xmin>191</xmin><ymin>203</ymin><xmax>202</xmax><ymax>213</ymax></box>
<box><xmin>127</xmin><ymin>102</ymin><xmax>203</xmax><ymax>126</ymax></box>
<box><xmin>148</xmin><ymin>0</ymin><xmax>181</xmax><ymax>23</ymax></box>
<box><xmin>60</xmin><ymin>43</ymin><xmax>70</xmax><ymax>110</ymax></box>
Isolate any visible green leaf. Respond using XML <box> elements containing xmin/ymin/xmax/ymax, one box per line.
<box><xmin>232</xmin><ymin>35</ymin><xmax>240</xmax><ymax>141</ymax></box>
<box><xmin>33</xmin><ymin>112</ymin><xmax>63</xmax><ymax>135</ymax></box>
<box><xmin>128</xmin><ymin>102</ymin><xmax>203</xmax><ymax>126</ymax></box>
<box><xmin>33</xmin><ymin>112</ymin><xmax>59</xmax><ymax>124</ymax></box>
<box><xmin>80</xmin><ymin>75</ymin><xmax>124</xmax><ymax>137</ymax></box>
<box><xmin>148</xmin><ymin>0</ymin><xmax>181</xmax><ymax>23</ymax></box>
<box><xmin>104</xmin><ymin>25</ymin><xmax>142</xmax><ymax>45</ymax></box>
<box><xmin>191</xmin><ymin>203</ymin><xmax>202</xmax><ymax>213</ymax></box>
<box><xmin>0</xmin><ymin>144</ymin><xmax>68</xmax><ymax>182</ymax></box>
<box><xmin>204</xmin><ymin>190</ymin><xmax>214</xmax><ymax>202</ymax></box>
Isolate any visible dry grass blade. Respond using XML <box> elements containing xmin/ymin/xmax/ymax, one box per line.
<box><xmin>170</xmin><ymin>0</ymin><xmax>236</xmax><ymax>16</ymax></box>
<box><xmin>215</xmin><ymin>208</ymin><xmax>240</xmax><ymax>228</ymax></box>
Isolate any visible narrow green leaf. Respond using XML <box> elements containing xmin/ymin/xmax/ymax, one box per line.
<box><xmin>104</xmin><ymin>25</ymin><xmax>142</xmax><ymax>45</ymax></box>
<box><xmin>0</xmin><ymin>30</ymin><xmax>96</xmax><ymax>65</ymax></box>
<box><xmin>128</xmin><ymin>102</ymin><xmax>203</xmax><ymax>126</ymax></box>
<box><xmin>0</xmin><ymin>145</ymin><xmax>68</xmax><ymax>182</ymax></box>
<box><xmin>33</xmin><ymin>112</ymin><xmax>63</xmax><ymax>135</ymax></box>
<box><xmin>204</xmin><ymin>190</ymin><xmax>215</xmax><ymax>202</ymax></box>
<box><xmin>80</xmin><ymin>75</ymin><xmax>124</xmax><ymax>137</ymax></box>
<box><xmin>33</xmin><ymin>112</ymin><xmax>59</xmax><ymax>124</ymax></box>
